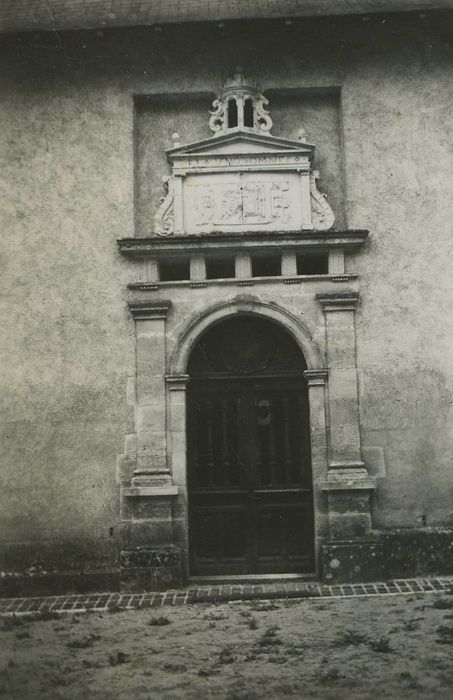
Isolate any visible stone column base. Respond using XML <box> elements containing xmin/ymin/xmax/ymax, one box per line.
<box><xmin>122</xmin><ymin>486</ymin><xmax>180</xmax><ymax>549</ymax></box>
<box><xmin>320</xmin><ymin>476</ymin><xmax>376</xmax><ymax>538</ymax></box>
<box><xmin>120</xmin><ymin>545</ymin><xmax>184</xmax><ymax>592</ymax></box>
<box><xmin>321</xmin><ymin>539</ymin><xmax>385</xmax><ymax>583</ymax></box>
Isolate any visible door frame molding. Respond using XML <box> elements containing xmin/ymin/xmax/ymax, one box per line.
<box><xmin>170</xmin><ymin>298</ymin><xmax>324</xmax><ymax>374</ymax></box>
<box><xmin>166</xmin><ymin>298</ymin><xmax>329</xmax><ymax>577</ymax></box>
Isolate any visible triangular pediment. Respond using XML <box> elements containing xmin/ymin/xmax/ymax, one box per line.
<box><xmin>167</xmin><ymin>129</ymin><xmax>314</xmax><ymax>160</ymax></box>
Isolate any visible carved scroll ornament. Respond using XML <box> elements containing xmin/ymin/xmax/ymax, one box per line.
<box><xmin>254</xmin><ymin>96</ymin><xmax>272</xmax><ymax>133</ymax></box>
<box><xmin>310</xmin><ymin>171</ymin><xmax>335</xmax><ymax>230</ymax></box>
<box><xmin>209</xmin><ymin>98</ymin><xmax>226</xmax><ymax>133</ymax></box>
<box><xmin>154</xmin><ymin>176</ymin><xmax>175</xmax><ymax>236</ymax></box>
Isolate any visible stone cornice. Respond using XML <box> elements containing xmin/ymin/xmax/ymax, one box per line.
<box><xmin>127</xmin><ymin>275</ymin><xmax>358</xmax><ymax>292</ymax></box>
<box><xmin>128</xmin><ymin>301</ymin><xmax>171</xmax><ymax>320</ymax></box>
<box><xmin>316</xmin><ymin>291</ymin><xmax>359</xmax><ymax>312</ymax></box>
<box><xmin>117</xmin><ymin>230</ymin><xmax>368</xmax><ymax>258</ymax></box>
<box><xmin>167</xmin><ymin>129</ymin><xmax>314</xmax><ymax>159</ymax></box>
<box><xmin>1</xmin><ymin>4</ymin><xmax>449</xmax><ymax>35</ymax></box>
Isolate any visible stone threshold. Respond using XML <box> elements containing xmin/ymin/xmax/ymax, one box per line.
<box><xmin>188</xmin><ymin>573</ymin><xmax>317</xmax><ymax>583</ymax></box>
<box><xmin>1</xmin><ymin>576</ymin><xmax>452</xmax><ymax>616</ymax></box>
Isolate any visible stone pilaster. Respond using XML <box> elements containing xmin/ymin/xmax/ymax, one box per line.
<box><xmin>304</xmin><ymin>369</ymin><xmax>329</xmax><ymax>484</ymax></box>
<box><xmin>190</xmin><ymin>255</ymin><xmax>206</xmax><ymax>280</ymax></box>
<box><xmin>281</xmin><ymin>251</ymin><xmax>297</xmax><ymax>276</ymax></box>
<box><xmin>328</xmin><ymin>249</ymin><xmax>345</xmax><ymax>275</ymax></box>
<box><xmin>166</xmin><ymin>374</ymin><xmax>190</xmax><ymax>490</ymax></box>
<box><xmin>166</xmin><ymin>374</ymin><xmax>190</xmax><ymax>561</ymax></box>
<box><xmin>316</xmin><ymin>292</ymin><xmax>376</xmax><ymax>538</ymax></box>
<box><xmin>121</xmin><ymin>302</ymin><xmax>181</xmax><ymax>574</ymax></box>
<box><xmin>173</xmin><ymin>175</ymin><xmax>184</xmax><ymax>234</ymax></box>
<box><xmin>304</xmin><ymin>369</ymin><xmax>329</xmax><ymax>542</ymax></box>
<box><xmin>140</xmin><ymin>258</ymin><xmax>159</xmax><ymax>283</ymax></box>
<box><xmin>235</xmin><ymin>253</ymin><xmax>252</xmax><ymax>278</ymax></box>
<box><xmin>128</xmin><ymin>301</ymin><xmax>172</xmax><ymax>487</ymax></box>
<box><xmin>316</xmin><ymin>292</ymin><xmax>365</xmax><ymax>476</ymax></box>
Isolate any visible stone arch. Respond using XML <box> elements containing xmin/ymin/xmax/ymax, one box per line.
<box><xmin>170</xmin><ymin>297</ymin><xmax>323</xmax><ymax>375</ymax></box>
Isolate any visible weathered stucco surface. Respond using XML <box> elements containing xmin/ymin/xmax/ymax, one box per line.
<box><xmin>1</xmin><ymin>13</ymin><xmax>453</xmax><ymax>579</ymax></box>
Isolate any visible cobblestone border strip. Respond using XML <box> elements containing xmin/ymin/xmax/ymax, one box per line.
<box><xmin>0</xmin><ymin>577</ymin><xmax>452</xmax><ymax>616</ymax></box>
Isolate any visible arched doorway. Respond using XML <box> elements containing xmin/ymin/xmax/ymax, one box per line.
<box><xmin>187</xmin><ymin>315</ymin><xmax>315</xmax><ymax>576</ymax></box>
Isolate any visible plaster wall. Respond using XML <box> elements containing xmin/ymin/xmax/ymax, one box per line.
<box><xmin>1</xmin><ymin>13</ymin><xmax>453</xmax><ymax>573</ymax></box>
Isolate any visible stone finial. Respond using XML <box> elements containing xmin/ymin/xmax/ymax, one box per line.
<box><xmin>209</xmin><ymin>68</ymin><xmax>273</xmax><ymax>135</ymax></box>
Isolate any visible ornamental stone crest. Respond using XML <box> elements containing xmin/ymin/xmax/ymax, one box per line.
<box><xmin>154</xmin><ymin>68</ymin><xmax>334</xmax><ymax>236</ymax></box>
<box><xmin>208</xmin><ymin>68</ymin><xmax>273</xmax><ymax>135</ymax></box>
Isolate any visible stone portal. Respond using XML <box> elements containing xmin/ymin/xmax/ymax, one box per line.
<box><xmin>118</xmin><ymin>69</ymin><xmax>377</xmax><ymax>588</ymax></box>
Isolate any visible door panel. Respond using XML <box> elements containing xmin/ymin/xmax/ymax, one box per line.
<box><xmin>189</xmin><ymin>391</ymin><xmax>244</xmax><ymax>490</ymax></box>
<box><xmin>190</xmin><ymin>502</ymin><xmax>249</xmax><ymax>573</ymax></box>
<box><xmin>188</xmin><ymin>376</ymin><xmax>314</xmax><ymax>575</ymax></box>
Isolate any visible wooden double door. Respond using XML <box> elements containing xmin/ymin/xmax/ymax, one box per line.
<box><xmin>187</xmin><ymin>375</ymin><xmax>315</xmax><ymax>576</ymax></box>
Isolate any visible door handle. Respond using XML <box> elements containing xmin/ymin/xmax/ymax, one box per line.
<box><xmin>256</xmin><ymin>399</ymin><xmax>271</xmax><ymax>425</ymax></box>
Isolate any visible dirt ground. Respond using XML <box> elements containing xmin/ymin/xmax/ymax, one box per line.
<box><xmin>1</xmin><ymin>591</ymin><xmax>453</xmax><ymax>699</ymax></box>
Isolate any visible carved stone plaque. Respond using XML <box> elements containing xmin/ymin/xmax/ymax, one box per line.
<box><xmin>183</xmin><ymin>173</ymin><xmax>301</xmax><ymax>233</ymax></box>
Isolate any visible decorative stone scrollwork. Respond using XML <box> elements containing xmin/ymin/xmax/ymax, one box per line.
<box><xmin>310</xmin><ymin>171</ymin><xmax>335</xmax><ymax>231</ymax></box>
<box><xmin>208</xmin><ymin>68</ymin><xmax>273</xmax><ymax>135</ymax></box>
<box><xmin>208</xmin><ymin>98</ymin><xmax>226</xmax><ymax>133</ymax></box>
<box><xmin>255</xmin><ymin>95</ymin><xmax>272</xmax><ymax>133</ymax></box>
<box><xmin>154</xmin><ymin>176</ymin><xmax>175</xmax><ymax>236</ymax></box>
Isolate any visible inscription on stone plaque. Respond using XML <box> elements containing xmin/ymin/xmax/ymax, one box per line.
<box><xmin>183</xmin><ymin>173</ymin><xmax>299</xmax><ymax>233</ymax></box>
<box><xmin>189</xmin><ymin>179</ymin><xmax>291</xmax><ymax>228</ymax></box>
